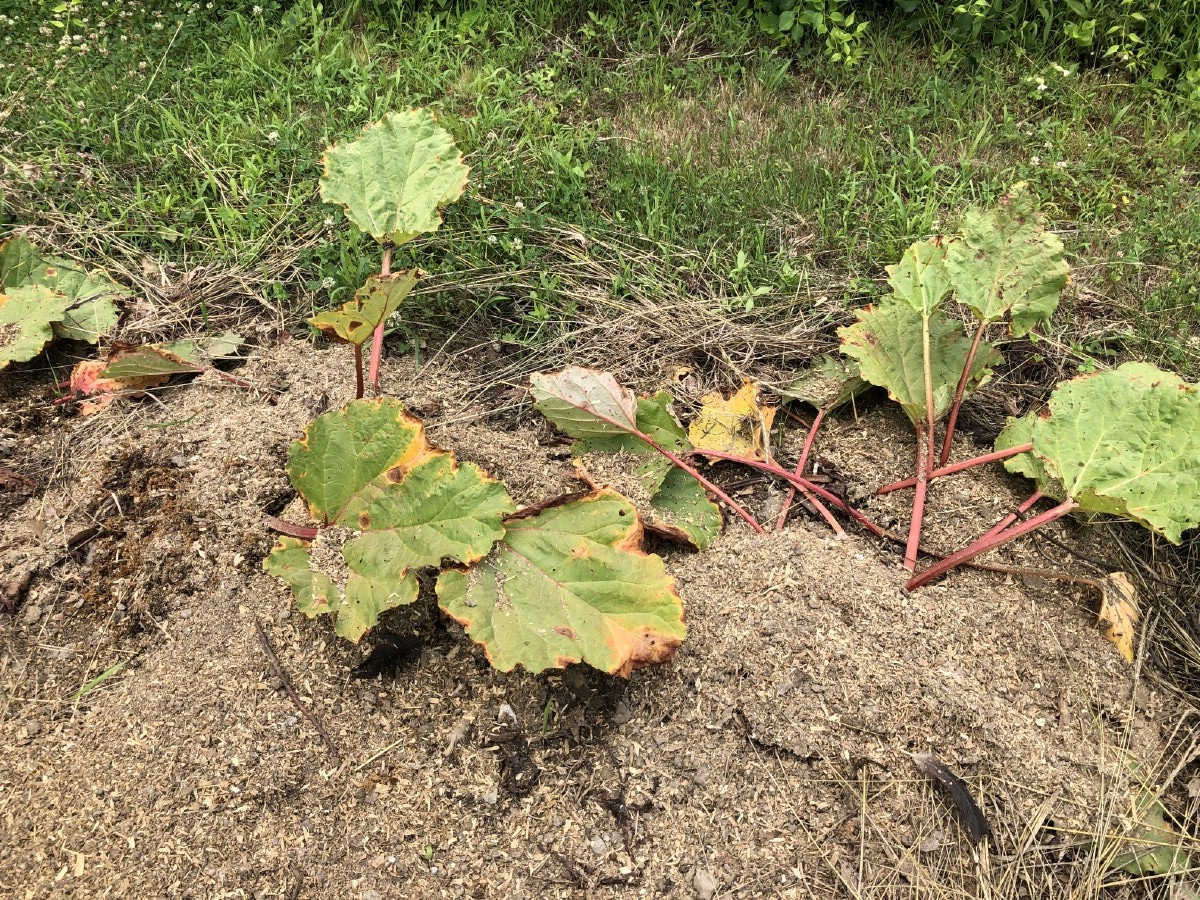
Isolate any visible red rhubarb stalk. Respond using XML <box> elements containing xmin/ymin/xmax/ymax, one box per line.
<box><xmin>774</xmin><ymin>406</ymin><xmax>843</xmax><ymax>535</ymax></box>
<box><xmin>367</xmin><ymin>245</ymin><xmax>394</xmax><ymax>394</ymax></box>
<box><xmin>877</xmin><ymin>442</ymin><xmax>1034</xmax><ymax>494</ymax></box>
<box><xmin>906</xmin><ymin>498</ymin><xmax>1078</xmax><ymax>590</ymax></box>
<box><xmin>939</xmin><ymin>321</ymin><xmax>988</xmax><ymax>467</ymax></box>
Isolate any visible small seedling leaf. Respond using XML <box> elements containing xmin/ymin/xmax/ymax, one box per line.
<box><xmin>688</xmin><ymin>381</ymin><xmax>777</xmax><ymax>461</ymax></box>
<box><xmin>437</xmin><ymin>489</ymin><xmax>686</xmax><ymax>677</ymax></box>
<box><xmin>320</xmin><ymin>109</ymin><xmax>469</xmax><ymax>246</ymax></box>
<box><xmin>1098</xmin><ymin>572</ymin><xmax>1140</xmax><ymax>663</ymax></box>
<box><xmin>839</xmin><ymin>302</ymin><xmax>1001</xmax><ymax>426</ymax></box>
<box><xmin>1022</xmin><ymin>363</ymin><xmax>1200</xmax><ymax>542</ymax></box>
<box><xmin>0</xmin><ymin>284</ymin><xmax>74</xmax><ymax>368</ymax></box>
<box><xmin>887</xmin><ymin>237</ymin><xmax>953</xmax><ymax>316</ymax></box>
<box><xmin>945</xmin><ymin>184</ymin><xmax>1069</xmax><ymax>335</ymax></box>
<box><xmin>267</xmin><ymin>399</ymin><xmax>515</xmax><ymax>641</ymax></box>
<box><xmin>781</xmin><ymin>354</ymin><xmax>866</xmax><ymax>410</ymax></box>
<box><xmin>309</xmin><ymin>271</ymin><xmax>419</xmax><ymax>346</ymax></box>
<box><xmin>0</xmin><ymin>236</ymin><xmax>126</xmax><ymax>342</ymax></box>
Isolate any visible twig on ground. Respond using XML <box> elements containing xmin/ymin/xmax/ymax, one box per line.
<box><xmin>254</xmin><ymin>620</ymin><xmax>339</xmax><ymax>760</ymax></box>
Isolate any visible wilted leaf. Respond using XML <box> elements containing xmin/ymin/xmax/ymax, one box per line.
<box><xmin>781</xmin><ymin>354</ymin><xmax>866</xmax><ymax>411</ymax></box>
<box><xmin>68</xmin><ymin>357</ymin><xmax>173</xmax><ymax>415</ymax></box>
<box><xmin>688</xmin><ymin>382</ymin><xmax>777</xmax><ymax>461</ymax></box>
<box><xmin>0</xmin><ymin>236</ymin><xmax>126</xmax><ymax>342</ymax></box>
<box><xmin>309</xmin><ymin>271</ymin><xmax>419</xmax><ymax>346</ymax></box>
<box><xmin>839</xmin><ymin>302</ymin><xmax>1001</xmax><ymax>426</ymax></box>
<box><xmin>1098</xmin><ymin>572</ymin><xmax>1140</xmax><ymax>663</ymax></box>
<box><xmin>437</xmin><ymin>489</ymin><xmax>686</xmax><ymax>677</ymax></box>
<box><xmin>320</xmin><ymin>109</ymin><xmax>469</xmax><ymax>246</ymax></box>
<box><xmin>265</xmin><ymin>398</ymin><xmax>515</xmax><ymax>641</ymax></box>
<box><xmin>887</xmin><ymin>238</ymin><xmax>953</xmax><ymax>316</ymax></box>
<box><xmin>0</xmin><ymin>284</ymin><xmax>74</xmax><ymax>369</ymax></box>
<box><xmin>98</xmin><ymin>345</ymin><xmax>203</xmax><ymax>380</ymax></box>
<box><xmin>1019</xmin><ymin>363</ymin><xmax>1200</xmax><ymax>543</ymax></box>
<box><xmin>946</xmin><ymin>184</ymin><xmax>1069</xmax><ymax>336</ymax></box>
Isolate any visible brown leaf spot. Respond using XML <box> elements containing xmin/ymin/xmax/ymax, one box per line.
<box><xmin>554</xmin><ymin>626</ymin><xmax>577</xmax><ymax>640</ymax></box>
<box><xmin>358</xmin><ymin>511</ymin><xmax>371</xmax><ymax>529</ymax></box>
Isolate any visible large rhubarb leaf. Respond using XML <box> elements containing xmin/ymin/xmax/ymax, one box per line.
<box><xmin>1002</xmin><ymin>363</ymin><xmax>1200</xmax><ymax>543</ymax></box>
<box><xmin>839</xmin><ymin>302</ymin><xmax>1001</xmax><ymax>426</ymax></box>
<box><xmin>945</xmin><ymin>185</ymin><xmax>1069</xmax><ymax>336</ymax></box>
<box><xmin>995</xmin><ymin>412</ymin><xmax>1059</xmax><ymax>498</ymax></box>
<box><xmin>320</xmin><ymin>109</ymin><xmax>469</xmax><ymax>246</ymax></box>
<box><xmin>0</xmin><ymin>236</ymin><xmax>126</xmax><ymax>342</ymax></box>
<box><xmin>887</xmin><ymin>237</ymin><xmax>953</xmax><ymax>316</ymax></box>
<box><xmin>781</xmin><ymin>354</ymin><xmax>866</xmax><ymax>411</ymax></box>
<box><xmin>531</xmin><ymin>367</ymin><xmax>642</xmax><ymax>443</ymax></box>
<box><xmin>309</xmin><ymin>270</ymin><xmax>419</xmax><ymax>346</ymax></box>
<box><xmin>265</xmin><ymin>398</ymin><xmax>514</xmax><ymax>641</ymax></box>
<box><xmin>437</xmin><ymin>489</ymin><xmax>686</xmax><ymax>677</ymax></box>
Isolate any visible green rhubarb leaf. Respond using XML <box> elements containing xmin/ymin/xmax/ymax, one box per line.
<box><xmin>263</xmin><ymin>536</ymin><xmax>337</xmax><ymax>618</ymax></box>
<box><xmin>781</xmin><ymin>354</ymin><xmax>866</xmax><ymax>411</ymax></box>
<box><xmin>265</xmin><ymin>398</ymin><xmax>515</xmax><ymax>641</ymax></box>
<box><xmin>995</xmin><ymin>413</ymin><xmax>1060</xmax><ymax>499</ymax></box>
<box><xmin>0</xmin><ymin>284</ymin><xmax>75</xmax><ymax>369</ymax></box>
<box><xmin>309</xmin><ymin>270</ymin><xmax>419</xmax><ymax>347</ymax></box>
<box><xmin>1110</xmin><ymin>790</ymin><xmax>1192</xmax><ymax>877</ymax></box>
<box><xmin>946</xmin><ymin>184</ymin><xmax>1069</xmax><ymax>336</ymax></box>
<box><xmin>320</xmin><ymin>109</ymin><xmax>469</xmax><ymax>246</ymax></box>
<box><xmin>839</xmin><ymin>301</ymin><xmax>1001</xmax><ymax>426</ymax></box>
<box><xmin>0</xmin><ymin>236</ymin><xmax>126</xmax><ymax>342</ymax></box>
<box><xmin>649</xmin><ymin>466</ymin><xmax>722</xmax><ymax>550</ymax></box>
<box><xmin>437</xmin><ymin>489</ymin><xmax>686</xmax><ymax>677</ymax></box>
<box><xmin>100</xmin><ymin>345</ymin><xmax>204</xmax><ymax>380</ymax></box>
<box><xmin>1019</xmin><ymin>363</ymin><xmax>1200</xmax><ymax>542</ymax></box>
<box><xmin>887</xmin><ymin>237</ymin><xmax>953</xmax><ymax>316</ymax></box>
<box><xmin>535</xmin><ymin>371</ymin><xmax>718</xmax><ymax>547</ymax></box>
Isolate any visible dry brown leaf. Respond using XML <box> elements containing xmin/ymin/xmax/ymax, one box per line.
<box><xmin>1098</xmin><ymin>572</ymin><xmax>1140</xmax><ymax>663</ymax></box>
<box><xmin>688</xmin><ymin>381</ymin><xmax>776</xmax><ymax>461</ymax></box>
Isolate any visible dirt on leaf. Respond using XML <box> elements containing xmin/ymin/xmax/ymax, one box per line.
<box><xmin>0</xmin><ymin>339</ymin><xmax>1193</xmax><ymax>899</ymax></box>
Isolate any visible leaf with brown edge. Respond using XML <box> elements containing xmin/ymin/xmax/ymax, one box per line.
<box><xmin>1099</xmin><ymin>571</ymin><xmax>1140</xmax><ymax>663</ymax></box>
<box><xmin>687</xmin><ymin>381</ymin><xmax>777</xmax><ymax>461</ymax></box>
<box><xmin>309</xmin><ymin>271</ymin><xmax>419</xmax><ymax>347</ymax></box>
<box><xmin>68</xmin><ymin>357</ymin><xmax>173</xmax><ymax>415</ymax></box>
<box><xmin>436</xmin><ymin>489</ymin><xmax>686</xmax><ymax>677</ymax></box>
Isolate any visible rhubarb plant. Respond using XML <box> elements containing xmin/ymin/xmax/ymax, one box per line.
<box><xmin>838</xmin><ymin>185</ymin><xmax>1067</xmax><ymax>570</ymax></box>
<box><xmin>317</xmin><ymin>109</ymin><xmax>468</xmax><ymax>396</ymax></box>
<box><xmin>264</xmin><ymin>397</ymin><xmax>687</xmax><ymax>677</ymax></box>
<box><xmin>908</xmin><ymin>362</ymin><xmax>1200</xmax><ymax>590</ymax></box>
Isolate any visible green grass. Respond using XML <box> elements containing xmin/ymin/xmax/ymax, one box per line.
<box><xmin>2</xmin><ymin>0</ymin><xmax>1198</xmax><ymax>372</ymax></box>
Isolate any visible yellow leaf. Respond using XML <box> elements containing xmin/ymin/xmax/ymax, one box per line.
<box><xmin>1098</xmin><ymin>572</ymin><xmax>1140</xmax><ymax>663</ymax></box>
<box><xmin>688</xmin><ymin>381</ymin><xmax>776</xmax><ymax>461</ymax></box>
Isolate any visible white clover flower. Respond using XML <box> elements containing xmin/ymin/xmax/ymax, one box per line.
<box><xmin>1037</xmin><ymin>82</ymin><xmax>1048</xmax><ymax>92</ymax></box>
<box><xmin>253</xmin><ymin>5</ymin><xmax>262</xmax><ymax>14</ymax></box>
<box><xmin>323</xmin><ymin>216</ymin><xmax>334</xmax><ymax>228</ymax></box>
<box><xmin>1030</xmin><ymin>156</ymin><xmax>1041</xmax><ymax>166</ymax></box>
<box><xmin>487</xmin><ymin>235</ymin><xmax>497</xmax><ymax>244</ymax></box>
<box><xmin>267</xmin><ymin>130</ymin><xmax>279</xmax><ymax>143</ymax></box>
<box><xmin>512</xmin><ymin>238</ymin><xmax>523</xmax><ymax>250</ymax></box>
<box><xmin>514</xmin><ymin>200</ymin><xmax>525</xmax><ymax>210</ymax></box>
<box><xmin>1054</xmin><ymin>160</ymin><xmax>1067</xmax><ymax>170</ymax></box>
<box><xmin>321</xmin><ymin>276</ymin><xmax>336</xmax><ymax>290</ymax></box>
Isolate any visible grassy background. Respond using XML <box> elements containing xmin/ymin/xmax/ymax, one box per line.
<box><xmin>1</xmin><ymin>0</ymin><xmax>1198</xmax><ymax>371</ymax></box>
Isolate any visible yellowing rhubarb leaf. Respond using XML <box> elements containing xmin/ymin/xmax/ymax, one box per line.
<box><xmin>309</xmin><ymin>270</ymin><xmax>419</xmax><ymax>346</ymax></box>
<box><xmin>1098</xmin><ymin>572</ymin><xmax>1140</xmax><ymax>663</ymax></box>
<box><xmin>688</xmin><ymin>381</ymin><xmax>776</xmax><ymax>461</ymax></box>
<box><xmin>437</xmin><ymin>489</ymin><xmax>686</xmax><ymax>677</ymax></box>
<box><xmin>265</xmin><ymin>398</ymin><xmax>515</xmax><ymax>641</ymax></box>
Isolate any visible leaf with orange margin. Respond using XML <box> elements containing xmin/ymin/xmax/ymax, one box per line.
<box><xmin>1098</xmin><ymin>571</ymin><xmax>1140</xmax><ymax>663</ymax></box>
<box><xmin>68</xmin><ymin>357</ymin><xmax>172</xmax><ymax>415</ymax></box>
<box><xmin>437</xmin><ymin>489</ymin><xmax>686</xmax><ymax>677</ymax></box>
<box><xmin>687</xmin><ymin>381</ymin><xmax>776</xmax><ymax>461</ymax></box>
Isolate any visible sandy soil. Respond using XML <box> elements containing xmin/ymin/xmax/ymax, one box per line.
<box><xmin>0</xmin><ymin>338</ymin><xmax>1191</xmax><ymax>899</ymax></box>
